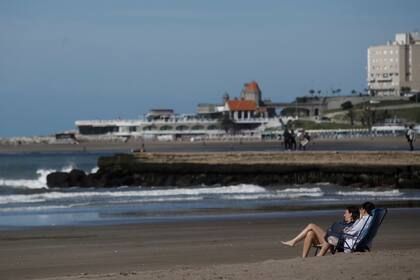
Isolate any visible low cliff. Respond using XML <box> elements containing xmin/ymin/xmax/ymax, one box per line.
<box><xmin>46</xmin><ymin>152</ymin><xmax>420</xmax><ymax>188</ymax></box>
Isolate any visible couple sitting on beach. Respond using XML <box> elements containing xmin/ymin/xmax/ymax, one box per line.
<box><xmin>282</xmin><ymin>202</ymin><xmax>375</xmax><ymax>257</ymax></box>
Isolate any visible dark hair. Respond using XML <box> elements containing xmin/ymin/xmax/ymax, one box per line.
<box><xmin>346</xmin><ymin>206</ymin><xmax>359</xmax><ymax>221</ymax></box>
<box><xmin>361</xmin><ymin>201</ymin><xmax>375</xmax><ymax>215</ymax></box>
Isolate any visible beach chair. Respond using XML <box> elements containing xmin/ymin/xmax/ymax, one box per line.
<box><xmin>336</xmin><ymin>208</ymin><xmax>388</xmax><ymax>253</ymax></box>
<box><xmin>313</xmin><ymin>208</ymin><xmax>387</xmax><ymax>255</ymax></box>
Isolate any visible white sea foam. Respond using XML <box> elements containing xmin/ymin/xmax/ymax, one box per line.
<box><xmin>0</xmin><ymin>165</ymin><xmax>76</xmax><ymax>190</ymax></box>
<box><xmin>0</xmin><ymin>169</ymin><xmax>54</xmax><ymax>189</ymax></box>
<box><xmin>0</xmin><ymin>185</ymin><xmax>265</xmax><ymax>205</ymax></box>
<box><xmin>336</xmin><ymin>189</ymin><xmax>402</xmax><ymax>197</ymax></box>
<box><xmin>112</xmin><ymin>196</ymin><xmax>204</xmax><ymax>204</ymax></box>
<box><xmin>222</xmin><ymin>188</ymin><xmax>324</xmax><ymax>200</ymax></box>
<box><xmin>278</xmin><ymin>187</ymin><xmax>322</xmax><ymax>193</ymax></box>
<box><xmin>0</xmin><ymin>203</ymin><xmax>90</xmax><ymax>212</ymax></box>
<box><xmin>90</xmin><ymin>167</ymin><xmax>99</xmax><ymax>173</ymax></box>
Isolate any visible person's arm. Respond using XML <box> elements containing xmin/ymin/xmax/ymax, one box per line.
<box><xmin>343</xmin><ymin>217</ymin><xmax>365</xmax><ymax>236</ymax></box>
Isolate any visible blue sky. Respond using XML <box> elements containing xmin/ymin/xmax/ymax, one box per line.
<box><xmin>0</xmin><ymin>0</ymin><xmax>419</xmax><ymax>136</ymax></box>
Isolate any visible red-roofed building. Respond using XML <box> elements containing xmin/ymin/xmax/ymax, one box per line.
<box><xmin>226</xmin><ymin>100</ymin><xmax>257</xmax><ymax>111</ymax></box>
<box><xmin>196</xmin><ymin>80</ymin><xmax>276</xmax><ymax>121</ymax></box>
<box><xmin>241</xmin><ymin>81</ymin><xmax>262</xmax><ymax>106</ymax></box>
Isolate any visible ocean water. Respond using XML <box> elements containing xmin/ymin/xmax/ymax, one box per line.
<box><xmin>0</xmin><ymin>152</ymin><xmax>419</xmax><ymax>229</ymax></box>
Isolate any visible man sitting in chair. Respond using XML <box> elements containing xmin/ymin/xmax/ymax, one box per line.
<box><xmin>342</xmin><ymin>201</ymin><xmax>375</xmax><ymax>252</ymax></box>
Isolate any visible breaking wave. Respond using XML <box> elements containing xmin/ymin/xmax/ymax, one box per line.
<box><xmin>336</xmin><ymin>189</ymin><xmax>402</xmax><ymax>197</ymax></box>
<box><xmin>0</xmin><ymin>165</ymin><xmax>77</xmax><ymax>190</ymax></box>
<box><xmin>0</xmin><ymin>184</ymin><xmax>266</xmax><ymax>205</ymax></box>
<box><xmin>222</xmin><ymin>187</ymin><xmax>324</xmax><ymax>200</ymax></box>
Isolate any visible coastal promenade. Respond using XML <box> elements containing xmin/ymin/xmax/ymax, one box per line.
<box><xmin>0</xmin><ymin>136</ymin><xmax>415</xmax><ymax>154</ymax></box>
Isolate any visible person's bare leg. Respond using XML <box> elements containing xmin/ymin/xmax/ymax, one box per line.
<box><xmin>282</xmin><ymin>223</ymin><xmax>326</xmax><ymax>247</ymax></box>
<box><xmin>317</xmin><ymin>242</ymin><xmax>331</xmax><ymax>256</ymax></box>
<box><xmin>302</xmin><ymin>230</ymin><xmax>316</xmax><ymax>258</ymax></box>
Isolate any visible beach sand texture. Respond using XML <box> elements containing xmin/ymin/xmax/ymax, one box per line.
<box><xmin>132</xmin><ymin>151</ymin><xmax>420</xmax><ymax>166</ymax></box>
<box><xmin>38</xmin><ymin>250</ymin><xmax>420</xmax><ymax>280</ymax></box>
<box><xmin>1</xmin><ymin>209</ymin><xmax>419</xmax><ymax>280</ymax></box>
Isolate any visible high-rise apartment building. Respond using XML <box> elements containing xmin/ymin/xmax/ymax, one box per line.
<box><xmin>368</xmin><ymin>32</ymin><xmax>420</xmax><ymax>96</ymax></box>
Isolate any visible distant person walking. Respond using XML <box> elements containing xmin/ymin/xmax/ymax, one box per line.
<box><xmin>290</xmin><ymin>129</ymin><xmax>297</xmax><ymax>150</ymax></box>
<box><xmin>406</xmin><ymin>125</ymin><xmax>416</xmax><ymax>151</ymax></box>
<box><xmin>283</xmin><ymin>127</ymin><xmax>291</xmax><ymax>150</ymax></box>
<box><xmin>298</xmin><ymin>129</ymin><xmax>311</xmax><ymax>151</ymax></box>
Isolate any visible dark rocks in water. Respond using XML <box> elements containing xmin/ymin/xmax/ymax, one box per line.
<box><xmin>46</xmin><ymin>171</ymin><xmax>70</xmax><ymax>188</ymax></box>
<box><xmin>47</xmin><ymin>169</ymin><xmax>87</xmax><ymax>188</ymax></box>
<box><xmin>68</xmin><ymin>169</ymin><xmax>87</xmax><ymax>186</ymax></box>
<box><xmin>45</xmin><ymin>153</ymin><xmax>420</xmax><ymax>189</ymax></box>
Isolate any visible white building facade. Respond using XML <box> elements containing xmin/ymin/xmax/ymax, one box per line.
<box><xmin>368</xmin><ymin>32</ymin><xmax>420</xmax><ymax>97</ymax></box>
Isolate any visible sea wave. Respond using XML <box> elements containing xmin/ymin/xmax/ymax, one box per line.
<box><xmin>0</xmin><ymin>184</ymin><xmax>266</xmax><ymax>205</ymax></box>
<box><xmin>90</xmin><ymin>167</ymin><xmax>99</xmax><ymax>173</ymax></box>
<box><xmin>0</xmin><ymin>165</ymin><xmax>75</xmax><ymax>190</ymax></box>
<box><xmin>278</xmin><ymin>187</ymin><xmax>322</xmax><ymax>193</ymax></box>
<box><xmin>0</xmin><ymin>203</ymin><xmax>90</xmax><ymax>212</ymax></box>
<box><xmin>222</xmin><ymin>187</ymin><xmax>324</xmax><ymax>200</ymax></box>
<box><xmin>336</xmin><ymin>189</ymin><xmax>403</xmax><ymax>197</ymax></box>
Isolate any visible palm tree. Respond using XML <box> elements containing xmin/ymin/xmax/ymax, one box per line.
<box><xmin>309</xmin><ymin>89</ymin><xmax>315</xmax><ymax>97</ymax></box>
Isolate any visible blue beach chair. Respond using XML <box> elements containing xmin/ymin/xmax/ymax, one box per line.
<box><xmin>313</xmin><ymin>208</ymin><xmax>387</xmax><ymax>255</ymax></box>
<box><xmin>336</xmin><ymin>208</ymin><xmax>388</xmax><ymax>253</ymax></box>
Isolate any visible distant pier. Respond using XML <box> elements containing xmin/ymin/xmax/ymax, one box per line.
<box><xmin>47</xmin><ymin>151</ymin><xmax>420</xmax><ymax>188</ymax></box>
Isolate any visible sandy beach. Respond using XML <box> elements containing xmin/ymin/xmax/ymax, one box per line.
<box><xmin>1</xmin><ymin>208</ymin><xmax>419</xmax><ymax>280</ymax></box>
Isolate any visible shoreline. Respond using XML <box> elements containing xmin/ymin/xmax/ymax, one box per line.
<box><xmin>1</xmin><ymin>208</ymin><xmax>419</xmax><ymax>280</ymax></box>
<box><xmin>2</xmin><ymin>202</ymin><xmax>420</xmax><ymax>232</ymax></box>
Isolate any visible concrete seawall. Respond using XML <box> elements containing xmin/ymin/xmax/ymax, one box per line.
<box><xmin>46</xmin><ymin>152</ymin><xmax>420</xmax><ymax>188</ymax></box>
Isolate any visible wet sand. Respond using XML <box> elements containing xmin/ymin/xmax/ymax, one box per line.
<box><xmin>1</xmin><ymin>208</ymin><xmax>419</xmax><ymax>280</ymax></box>
<box><xmin>0</xmin><ymin>136</ymin><xmax>415</xmax><ymax>154</ymax></box>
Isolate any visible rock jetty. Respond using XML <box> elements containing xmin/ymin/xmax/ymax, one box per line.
<box><xmin>46</xmin><ymin>152</ymin><xmax>420</xmax><ymax>188</ymax></box>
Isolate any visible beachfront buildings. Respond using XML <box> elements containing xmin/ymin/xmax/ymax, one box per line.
<box><xmin>368</xmin><ymin>32</ymin><xmax>420</xmax><ymax>97</ymax></box>
<box><xmin>197</xmin><ymin>81</ymin><xmax>277</xmax><ymax>120</ymax></box>
<box><xmin>76</xmin><ymin>81</ymin><xmax>286</xmax><ymax>138</ymax></box>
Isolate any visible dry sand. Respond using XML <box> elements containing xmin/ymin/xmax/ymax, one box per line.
<box><xmin>133</xmin><ymin>151</ymin><xmax>420</xmax><ymax>166</ymax></box>
<box><xmin>39</xmin><ymin>249</ymin><xmax>420</xmax><ymax>280</ymax></box>
<box><xmin>1</xmin><ymin>209</ymin><xmax>419</xmax><ymax>280</ymax></box>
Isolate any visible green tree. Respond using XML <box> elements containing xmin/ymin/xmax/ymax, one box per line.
<box><xmin>341</xmin><ymin>101</ymin><xmax>353</xmax><ymax>110</ymax></box>
<box><xmin>219</xmin><ymin>114</ymin><xmax>236</xmax><ymax>134</ymax></box>
<box><xmin>309</xmin><ymin>89</ymin><xmax>315</xmax><ymax>97</ymax></box>
<box><xmin>346</xmin><ymin>109</ymin><xmax>355</xmax><ymax>126</ymax></box>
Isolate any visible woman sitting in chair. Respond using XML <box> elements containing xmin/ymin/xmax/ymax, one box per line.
<box><xmin>281</xmin><ymin>205</ymin><xmax>359</xmax><ymax>257</ymax></box>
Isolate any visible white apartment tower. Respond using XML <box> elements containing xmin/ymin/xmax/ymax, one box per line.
<box><xmin>368</xmin><ymin>32</ymin><xmax>420</xmax><ymax>96</ymax></box>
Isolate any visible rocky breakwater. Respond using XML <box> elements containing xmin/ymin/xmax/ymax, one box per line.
<box><xmin>46</xmin><ymin>152</ymin><xmax>420</xmax><ymax>188</ymax></box>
